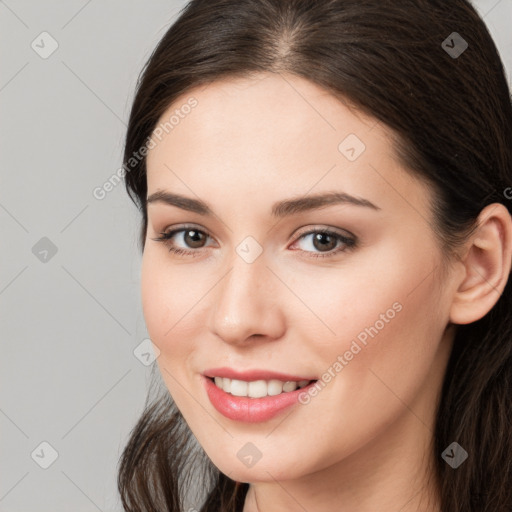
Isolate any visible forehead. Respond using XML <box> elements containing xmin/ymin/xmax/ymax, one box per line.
<box><xmin>148</xmin><ymin>72</ymin><xmax>379</xmax><ymax>163</ymax></box>
<box><xmin>145</xmin><ymin>72</ymin><xmax>432</xmax><ymax>221</ymax></box>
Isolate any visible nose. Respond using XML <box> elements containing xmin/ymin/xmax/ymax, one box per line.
<box><xmin>208</xmin><ymin>249</ymin><xmax>286</xmax><ymax>346</ymax></box>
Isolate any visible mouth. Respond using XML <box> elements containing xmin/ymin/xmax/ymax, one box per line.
<box><xmin>203</xmin><ymin>375</ymin><xmax>319</xmax><ymax>423</ymax></box>
<box><xmin>206</xmin><ymin>376</ymin><xmax>316</xmax><ymax>398</ymax></box>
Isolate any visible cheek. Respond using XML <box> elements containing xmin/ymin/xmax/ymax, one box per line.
<box><xmin>140</xmin><ymin>253</ymin><xmax>197</xmax><ymax>412</ymax></box>
<box><xmin>286</xmin><ymin>240</ymin><xmax>440</xmax><ymax>346</ymax></box>
<box><xmin>140</xmin><ymin>253</ymin><xmax>169</xmax><ymax>345</ymax></box>
<box><xmin>141</xmin><ymin>250</ymin><xmax>196</xmax><ymax>359</ymax></box>
<box><xmin>288</xmin><ymin>243</ymin><xmax>445</xmax><ymax>398</ymax></box>
<box><xmin>140</xmin><ymin>248</ymin><xmax>220</xmax><ymax>402</ymax></box>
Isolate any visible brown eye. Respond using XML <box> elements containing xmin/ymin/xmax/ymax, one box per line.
<box><xmin>182</xmin><ymin>229</ymin><xmax>207</xmax><ymax>249</ymax></box>
<box><xmin>311</xmin><ymin>232</ymin><xmax>338</xmax><ymax>252</ymax></box>
<box><xmin>291</xmin><ymin>228</ymin><xmax>356</xmax><ymax>259</ymax></box>
<box><xmin>151</xmin><ymin>226</ymin><xmax>213</xmax><ymax>257</ymax></box>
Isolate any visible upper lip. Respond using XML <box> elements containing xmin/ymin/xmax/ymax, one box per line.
<box><xmin>203</xmin><ymin>367</ymin><xmax>317</xmax><ymax>382</ymax></box>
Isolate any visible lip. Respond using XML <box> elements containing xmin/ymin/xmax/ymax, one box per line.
<box><xmin>202</xmin><ymin>374</ymin><xmax>318</xmax><ymax>423</ymax></box>
<box><xmin>202</xmin><ymin>367</ymin><xmax>316</xmax><ymax>382</ymax></box>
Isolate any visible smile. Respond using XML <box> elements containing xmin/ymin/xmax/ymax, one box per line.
<box><xmin>202</xmin><ymin>373</ymin><xmax>319</xmax><ymax>423</ymax></box>
<box><xmin>210</xmin><ymin>376</ymin><xmax>312</xmax><ymax>398</ymax></box>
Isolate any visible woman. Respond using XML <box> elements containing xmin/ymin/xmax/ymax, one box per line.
<box><xmin>117</xmin><ymin>0</ymin><xmax>512</xmax><ymax>510</ymax></box>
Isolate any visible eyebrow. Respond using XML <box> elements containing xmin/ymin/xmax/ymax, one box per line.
<box><xmin>146</xmin><ymin>190</ymin><xmax>380</xmax><ymax>217</ymax></box>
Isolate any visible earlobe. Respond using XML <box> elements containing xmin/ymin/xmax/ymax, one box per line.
<box><xmin>449</xmin><ymin>203</ymin><xmax>512</xmax><ymax>325</ymax></box>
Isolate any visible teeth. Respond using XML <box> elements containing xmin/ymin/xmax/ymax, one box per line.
<box><xmin>230</xmin><ymin>379</ymin><xmax>247</xmax><ymax>396</ymax></box>
<box><xmin>248</xmin><ymin>380</ymin><xmax>267</xmax><ymax>398</ymax></box>
<box><xmin>268</xmin><ymin>379</ymin><xmax>283</xmax><ymax>396</ymax></box>
<box><xmin>212</xmin><ymin>377</ymin><xmax>311</xmax><ymax>398</ymax></box>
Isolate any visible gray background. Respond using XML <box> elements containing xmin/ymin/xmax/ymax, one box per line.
<box><xmin>1</xmin><ymin>1</ymin><xmax>511</xmax><ymax>510</ymax></box>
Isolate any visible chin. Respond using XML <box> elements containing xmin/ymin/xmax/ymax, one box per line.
<box><xmin>207</xmin><ymin>452</ymin><xmax>304</xmax><ymax>483</ymax></box>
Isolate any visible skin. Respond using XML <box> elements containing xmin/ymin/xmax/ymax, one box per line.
<box><xmin>141</xmin><ymin>72</ymin><xmax>512</xmax><ymax>512</ymax></box>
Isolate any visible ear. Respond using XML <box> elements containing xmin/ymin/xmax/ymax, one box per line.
<box><xmin>449</xmin><ymin>203</ymin><xmax>512</xmax><ymax>325</ymax></box>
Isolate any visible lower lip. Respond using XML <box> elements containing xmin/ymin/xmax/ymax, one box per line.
<box><xmin>203</xmin><ymin>375</ymin><xmax>316</xmax><ymax>423</ymax></box>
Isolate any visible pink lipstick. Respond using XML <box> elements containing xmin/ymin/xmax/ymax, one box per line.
<box><xmin>202</xmin><ymin>367</ymin><xmax>317</xmax><ymax>423</ymax></box>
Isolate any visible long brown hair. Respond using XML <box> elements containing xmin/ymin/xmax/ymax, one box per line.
<box><xmin>117</xmin><ymin>1</ymin><xmax>512</xmax><ymax>510</ymax></box>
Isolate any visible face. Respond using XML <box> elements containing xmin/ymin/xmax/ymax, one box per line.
<box><xmin>142</xmin><ymin>72</ymin><xmax>456</xmax><ymax>483</ymax></box>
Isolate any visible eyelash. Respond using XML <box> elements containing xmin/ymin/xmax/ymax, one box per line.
<box><xmin>151</xmin><ymin>225</ymin><xmax>357</xmax><ymax>259</ymax></box>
